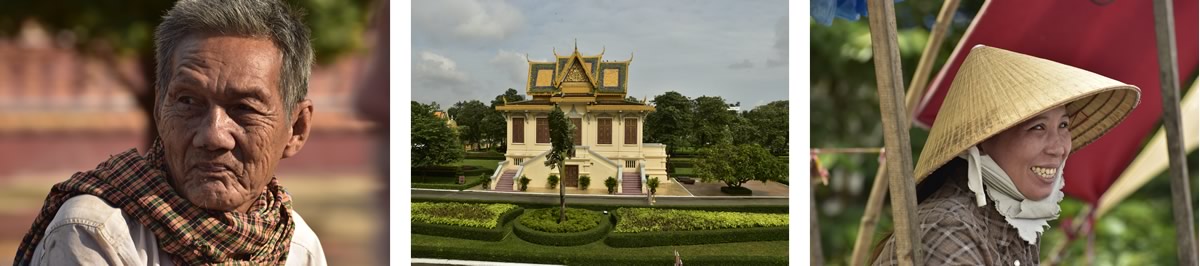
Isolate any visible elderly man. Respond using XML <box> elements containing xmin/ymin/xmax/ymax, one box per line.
<box><xmin>13</xmin><ymin>0</ymin><xmax>326</xmax><ymax>265</ymax></box>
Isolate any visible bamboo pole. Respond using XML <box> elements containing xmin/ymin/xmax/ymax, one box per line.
<box><xmin>849</xmin><ymin>153</ymin><xmax>890</xmax><ymax>265</ymax></box>
<box><xmin>847</xmin><ymin>1</ymin><xmax>964</xmax><ymax>262</ymax></box>
<box><xmin>1151</xmin><ymin>0</ymin><xmax>1198</xmax><ymax>264</ymax></box>
<box><xmin>866</xmin><ymin>0</ymin><xmax>922</xmax><ymax>264</ymax></box>
<box><xmin>812</xmin><ymin>184</ymin><xmax>825</xmax><ymax>265</ymax></box>
<box><xmin>904</xmin><ymin>0</ymin><xmax>961</xmax><ymax>118</ymax></box>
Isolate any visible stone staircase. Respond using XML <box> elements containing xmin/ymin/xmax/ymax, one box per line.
<box><xmin>494</xmin><ymin>170</ymin><xmax>517</xmax><ymax>191</ymax></box>
<box><xmin>620</xmin><ymin>171</ymin><xmax>642</xmax><ymax>195</ymax></box>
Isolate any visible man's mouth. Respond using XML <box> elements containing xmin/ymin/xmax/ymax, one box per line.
<box><xmin>194</xmin><ymin>162</ymin><xmax>231</xmax><ymax>173</ymax></box>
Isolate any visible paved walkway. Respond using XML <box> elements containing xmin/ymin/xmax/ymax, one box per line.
<box><xmin>411</xmin><ymin>188</ymin><xmax>788</xmax><ymax>207</ymax></box>
<box><xmin>678</xmin><ymin>179</ymin><xmax>790</xmax><ymax>196</ymax></box>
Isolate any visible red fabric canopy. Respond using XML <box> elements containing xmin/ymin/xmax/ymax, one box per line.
<box><xmin>914</xmin><ymin>0</ymin><xmax>1198</xmax><ymax>204</ymax></box>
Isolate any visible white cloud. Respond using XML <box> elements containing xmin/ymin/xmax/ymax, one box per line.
<box><xmin>412</xmin><ymin>0</ymin><xmax>525</xmax><ymax>43</ymax></box>
<box><xmin>767</xmin><ymin>15</ymin><xmax>788</xmax><ymax>68</ymax></box>
<box><xmin>413</xmin><ymin>51</ymin><xmax>472</xmax><ymax>99</ymax></box>
<box><xmin>489</xmin><ymin>49</ymin><xmax>528</xmax><ymax>85</ymax></box>
<box><xmin>728</xmin><ymin>59</ymin><xmax>755</xmax><ymax>69</ymax></box>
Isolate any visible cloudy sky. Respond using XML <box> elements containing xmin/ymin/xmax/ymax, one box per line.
<box><xmin>411</xmin><ymin>0</ymin><xmax>788</xmax><ymax>109</ymax></box>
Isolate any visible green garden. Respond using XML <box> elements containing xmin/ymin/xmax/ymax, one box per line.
<box><xmin>410</xmin><ymin>200</ymin><xmax>790</xmax><ymax>265</ymax></box>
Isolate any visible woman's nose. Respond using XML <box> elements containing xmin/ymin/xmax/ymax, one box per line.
<box><xmin>1045</xmin><ymin>132</ymin><xmax>1070</xmax><ymax>157</ymax></box>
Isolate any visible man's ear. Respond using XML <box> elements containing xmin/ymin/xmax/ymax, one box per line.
<box><xmin>282</xmin><ymin>99</ymin><xmax>313</xmax><ymax>158</ymax></box>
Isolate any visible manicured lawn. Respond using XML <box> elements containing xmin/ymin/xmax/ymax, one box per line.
<box><xmin>673</xmin><ymin>167</ymin><xmax>696</xmax><ymax>176</ymax></box>
<box><xmin>412</xmin><ymin>175</ymin><xmax>482</xmax><ymax>184</ymax></box>
<box><xmin>451</xmin><ymin>159</ymin><xmax>504</xmax><ymax>172</ymax></box>
<box><xmin>412</xmin><ymin>233</ymin><xmax>788</xmax><ymax>265</ymax></box>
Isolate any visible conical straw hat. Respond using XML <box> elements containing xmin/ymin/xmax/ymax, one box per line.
<box><xmin>913</xmin><ymin>45</ymin><xmax>1141</xmax><ymax>183</ymax></box>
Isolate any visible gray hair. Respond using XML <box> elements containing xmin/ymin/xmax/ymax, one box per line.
<box><xmin>154</xmin><ymin>0</ymin><xmax>313</xmax><ymax>116</ymax></box>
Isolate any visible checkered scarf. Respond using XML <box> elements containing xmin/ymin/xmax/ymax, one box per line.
<box><xmin>13</xmin><ymin>140</ymin><xmax>295</xmax><ymax>265</ymax></box>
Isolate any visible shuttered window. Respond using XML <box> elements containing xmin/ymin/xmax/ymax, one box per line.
<box><xmin>571</xmin><ymin>118</ymin><xmax>582</xmax><ymax>145</ymax></box>
<box><xmin>537</xmin><ymin>118</ymin><xmax>549</xmax><ymax>143</ymax></box>
<box><xmin>597</xmin><ymin>118</ymin><xmax>612</xmax><ymax>144</ymax></box>
<box><xmin>625</xmin><ymin>118</ymin><xmax>638</xmax><ymax>144</ymax></box>
<box><xmin>511</xmin><ymin>118</ymin><xmax>524</xmax><ymax>143</ymax></box>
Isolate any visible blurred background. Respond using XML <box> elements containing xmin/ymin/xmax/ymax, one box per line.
<box><xmin>810</xmin><ymin>0</ymin><xmax>1199</xmax><ymax>265</ymax></box>
<box><xmin>0</xmin><ymin>1</ymin><xmax>387</xmax><ymax>265</ymax></box>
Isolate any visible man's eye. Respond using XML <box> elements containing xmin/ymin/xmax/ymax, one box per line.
<box><xmin>178</xmin><ymin>96</ymin><xmax>196</xmax><ymax>105</ymax></box>
<box><xmin>236</xmin><ymin>104</ymin><xmax>257</xmax><ymax>112</ymax></box>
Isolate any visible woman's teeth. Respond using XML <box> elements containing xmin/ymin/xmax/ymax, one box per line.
<box><xmin>1031</xmin><ymin>166</ymin><xmax>1056</xmax><ymax>178</ymax></box>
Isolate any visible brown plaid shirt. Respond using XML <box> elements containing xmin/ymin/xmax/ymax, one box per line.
<box><xmin>14</xmin><ymin>141</ymin><xmax>296</xmax><ymax>265</ymax></box>
<box><xmin>873</xmin><ymin>173</ymin><xmax>1041</xmax><ymax>266</ymax></box>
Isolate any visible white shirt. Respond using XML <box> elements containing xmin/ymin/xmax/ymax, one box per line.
<box><xmin>29</xmin><ymin>194</ymin><xmax>327</xmax><ymax>266</ymax></box>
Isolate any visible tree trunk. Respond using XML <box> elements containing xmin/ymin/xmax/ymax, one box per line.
<box><xmin>558</xmin><ymin>161</ymin><xmax>566</xmax><ymax>224</ymax></box>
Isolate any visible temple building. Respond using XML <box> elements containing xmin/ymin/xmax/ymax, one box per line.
<box><xmin>492</xmin><ymin>45</ymin><xmax>667</xmax><ymax>194</ymax></box>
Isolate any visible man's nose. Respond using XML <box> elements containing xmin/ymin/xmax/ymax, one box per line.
<box><xmin>194</xmin><ymin>107</ymin><xmax>236</xmax><ymax>151</ymax></box>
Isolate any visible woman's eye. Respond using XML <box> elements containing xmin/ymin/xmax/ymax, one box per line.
<box><xmin>1030</xmin><ymin>124</ymin><xmax>1046</xmax><ymax>131</ymax></box>
<box><xmin>1059</xmin><ymin>121</ymin><xmax>1069</xmax><ymax>128</ymax></box>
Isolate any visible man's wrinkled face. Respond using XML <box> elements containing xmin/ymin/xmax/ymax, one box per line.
<box><xmin>157</xmin><ymin>34</ymin><xmax>310</xmax><ymax>213</ymax></box>
<box><xmin>980</xmin><ymin>106</ymin><xmax>1072</xmax><ymax>201</ymax></box>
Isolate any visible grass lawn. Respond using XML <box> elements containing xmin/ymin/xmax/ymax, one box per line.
<box><xmin>412</xmin><ymin>233</ymin><xmax>788</xmax><ymax>264</ymax></box>
<box><xmin>673</xmin><ymin>167</ymin><xmax>696</xmax><ymax>176</ymax></box>
<box><xmin>450</xmin><ymin>159</ymin><xmax>504</xmax><ymax>172</ymax></box>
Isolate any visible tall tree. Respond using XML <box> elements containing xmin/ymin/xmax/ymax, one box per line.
<box><xmin>744</xmin><ymin>100</ymin><xmax>790</xmax><ymax>155</ymax></box>
<box><xmin>693</xmin><ymin>96</ymin><xmax>735</xmax><ymax>146</ymax></box>
<box><xmin>645</xmin><ymin>91</ymin><xmax>694</xmax><ymax>155</ymax></box>
<box><xmin>545</xmin><ymin>104</ymin><xmax>575</xmax><ymax>223</ymax></box>
<box><xmin>412</xmin><ymin>101</ymin><xmax>463</xmax><ymax>168</ymax></box>
<box><xmin>695</xmin><ymin>143</ymin><xmax>786</xmax><ymax>188</ymax></box>
<box><xmin>447</xmin><ymin>100</ymin><xmax>488</xmax><ymax>150</ymax></box>
<box><xmin>488</xmin><ymin>88</ymin><xmax>526</xmax><ymax>152</ymax></box>
<box><xmin>0</xmin><ymin>0</ymin><xmax>373</xmax><ymax>148</ymax></box>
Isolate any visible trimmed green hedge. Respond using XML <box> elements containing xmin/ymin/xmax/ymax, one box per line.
<box><xmin>613</xmin><ymin>208</ymin><xmax>788</xmax><ymax>233</ymax></box>
<box><xmin>412</xmin><ymin>202</ymin><xmax>520</xmax><ymax>228</ymax></box>
<box><xmin>412</xmin><ymin>174</ymin><xmax>489</xmax><ymax>190</ymax></box>
<box><xmin>411</xmin><ymin>203</ymin><xmax>523</xmax><ymax>241</ymax></box>
<box><xmin>412</xmin><ymin>166</ymin><xmax>490</xmax><ymax>178</ymax></box>
<box><xmin>513</xmin><ymin>209</ymin><xmax>610</xmax><ymax>246</ymax></box>
<box><xmin>519</xmin><ymin>208</ymin><xmax>601</xmax><ymax>233</ymax></box>
<box><xmin>720</xmin><ymin>186</ymin><xmax>753</xmax><ymax>195</ymax></box>
<box><xmin>604</xmin><ymin>226</ymin><xmax>788</xmax><ymax>247</ymax></box>
<box><xmin>411</xmin><ymin>198</ymin><xmax>789</xmax><ymax>214</ymax></box>
<box><xmin>412</xmin><ymin>245</ymin><xmax>787</xmax><ymax>265</ymax></box>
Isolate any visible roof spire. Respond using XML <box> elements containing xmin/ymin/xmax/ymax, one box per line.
<box><xmin>574</xmin><ymin>38</ymin><xmax>578</xmax><ymax>52</ymax></box>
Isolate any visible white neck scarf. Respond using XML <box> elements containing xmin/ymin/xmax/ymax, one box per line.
<box><xmin>959</xmin><ymin>146</ymin><xmax>1065</xmax><ymax>245</ymax></box>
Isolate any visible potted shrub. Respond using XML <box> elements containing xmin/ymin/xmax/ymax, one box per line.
<box><xmin>605</xmin><ymin>176</ymin><xmax>618</xmax><ymax>194</ymax></box>
<box><xmin>481</xmin><ymin>174</ymin><xmax>491</xmax><ymax>190</ymax></box>
<box><xmin>647</xmin><ymin>177</ymin><xmax>661</xmax><ymax>195</ymax></box>
<box><xmin>547</xmin><ymin>174</ymin><xmax>559</xmax><ymax>189</ymax></box>
<box><xmin>519</xmin><ymin>175</ymin><xmax>531</xmax><ymax>191</ymax></box>
<box><xmin>579</xmin><ymin>175</ymin><xmax>591</xmax><ymax>190</ymax></box>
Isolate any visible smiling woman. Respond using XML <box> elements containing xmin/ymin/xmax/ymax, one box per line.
<box><xmin>871</xmin><ymin>46</ymin><xmax>1141</xmax><ymax>265</ymax></box>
